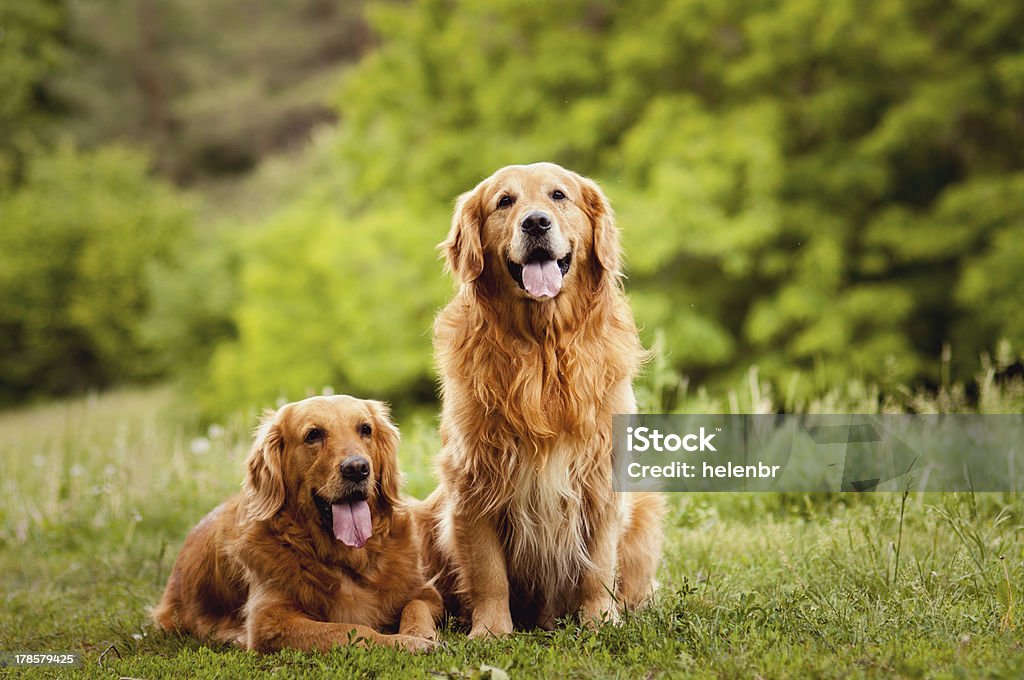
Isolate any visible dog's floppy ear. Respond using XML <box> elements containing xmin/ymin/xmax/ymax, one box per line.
<box><xmin>242</xmin><ymin>408</ymin><xmax>287</xmax><ymax>523</ymax></box>
<box><xmin>580</xmin><ymin>176</ymin><xmax>622</xmax><ymax>278</ymax></box>
<box><xmin>441</xmin><ymin>185</ymin><xmax>485</xmax><ymax>283</ymax></box>
<box><xmin>367</xmin><ymin>400</ymin><xmax>403</xmax><ymax>510</ymax></box>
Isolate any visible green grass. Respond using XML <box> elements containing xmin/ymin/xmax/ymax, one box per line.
<box><xmin>1</xmin><ymin>387</ymin><xmax>1022</xmax><ymax>678</ymax></box>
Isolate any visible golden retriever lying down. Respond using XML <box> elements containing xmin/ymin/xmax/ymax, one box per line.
<box><xmin>153</xmin><ymin>395</ymin><xmax>441</xmax><ymax>653</ymax></box>
<box><xmin>418</xmin><ymin>162</ymin><xmax>665</xmax><ymax>637</ymax></box>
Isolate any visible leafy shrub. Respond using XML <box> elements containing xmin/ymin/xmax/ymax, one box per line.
<box><xmin>199</xmin><ymin>192</ymin><xmax>450</xmax><ymax>417</ymax></box>
<box><xmin>0</xmin><ymin>0</ymin><xmax>66</xmax><ymax>188</ymax></box>
<box><xmin>0</xmin><ymin>145</ymin><xmax>192</xmax><ymax>403</ymax></box>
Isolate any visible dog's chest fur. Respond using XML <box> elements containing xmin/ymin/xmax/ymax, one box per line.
<box><xmin>327</xmin><ymin>570</ymin><xmax>397</xmax><ymax>629</ymax></box>
<box><xmin>499</xmin><ymin>445</ymin><xmax>593</xmax><ymax>599</ymax></box>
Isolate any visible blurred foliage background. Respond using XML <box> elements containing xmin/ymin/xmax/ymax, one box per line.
<box><xmin>1</xmin><ymin>0</ymin><xmax>1022</xmax><ymax>415</ymax></box>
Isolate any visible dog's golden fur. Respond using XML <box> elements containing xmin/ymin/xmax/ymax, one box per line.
<box><xmin>153</xmin><ymin>395</ymin><xmax>441</xmax><ymax>653</ymax></box>
<box><xmin>419</xmin><ymin>162</ymin><xmax>665</xmax><ymax>637</ymax></box>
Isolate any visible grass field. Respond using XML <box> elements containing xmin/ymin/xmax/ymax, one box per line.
<box><xmin>1</xmin><ymin>385</ymin><xmax>1022</xmax><ymax>678</ymax></box>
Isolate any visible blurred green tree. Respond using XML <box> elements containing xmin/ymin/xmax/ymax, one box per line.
<box><xmin>200</xmin><ymin>193</ymin><xmax>449</xmax><ymax>417</ymax></box>
<box><xmin>55</xmin><ymin>0</ymin><xmax>369</xmax><ymax>182</ymax></box>
<box><xmin>0</xmin><ymin>0</ymin><xmax>67</xmax><ymax>189</ymax></box>
<box><xmin>0</xmin><ymin>145</ymin><xmax>192</xmax><ymax>403</ymax></box>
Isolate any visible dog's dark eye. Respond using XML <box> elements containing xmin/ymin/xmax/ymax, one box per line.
<box><xmin>358</xmin><ymin>423</ymin><xmax>372</xmax><ymax>438</ymax></box>
<box><xmin>304</xmin><ymin>427</ymin><xmax>324</xmax><ymax>444</ymax></box>
<box><xmin>551</xmin><ymin>190</ymin><xmax>566</xmax><ymax>200</ymax></box>
<box><xmin>497</xmin><ymin>195</ymin><xmax>515</xmax><ymax>208</ymax></box>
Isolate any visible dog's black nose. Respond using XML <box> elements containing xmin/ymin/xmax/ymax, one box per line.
<box><xmin>521</xmin><ymin>211</ymin><xmax>552</xmax><ymax>237</ymax></box>
<box><xmin>340</xmin><ymin>456</ymin><xmax>370</xmax><ymax>481</ymax></box>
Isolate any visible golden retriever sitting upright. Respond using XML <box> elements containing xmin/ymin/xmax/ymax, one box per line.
<box><xmin>153</xmin><ymin>395</ymin><xmax>441</xmax><ymax>653</ymax></box>
<box><xmin>419</xmin><ymin>162</ymin><xmax>665</xmax><ymax>637</ymax></box>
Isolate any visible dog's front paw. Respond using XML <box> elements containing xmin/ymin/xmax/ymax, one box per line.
<box><xmin>400</xmin><ymin>625</ymin><xmax>438</xmax><ymax>642</ymax></box>
<box><xmin>468</xmin><ymin>609</ymin><xmax>513</xmax><ymax>639</ymax></box>
<box><xmin>389</xmin><ymin>634</ymin><xmax>439</xmax><ymax>653</ymax></box>
<box><xmin>468</xmin><ymin>600</ymin><xmax>513</xmax><ymax>639</ymax></box>
<box><xmin>468</xmin><ymin>623</ymin><xmax>512</xmax><ymax>639</ymax></box>
<box><xmin>580</xmin><ymin>597</ymin><xmax>620</xmax><ymax>629</ymax></box>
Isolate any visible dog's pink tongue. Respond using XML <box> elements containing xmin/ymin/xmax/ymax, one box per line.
<box><xmin>522</xmin><ymin>260</ymin><xmax>562</xmax><ymax>298</ymax></box>
<box><xmin>331</xmin><ymin>500</ymin><xmax>372</xmax><ymax>548</ymax></box>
